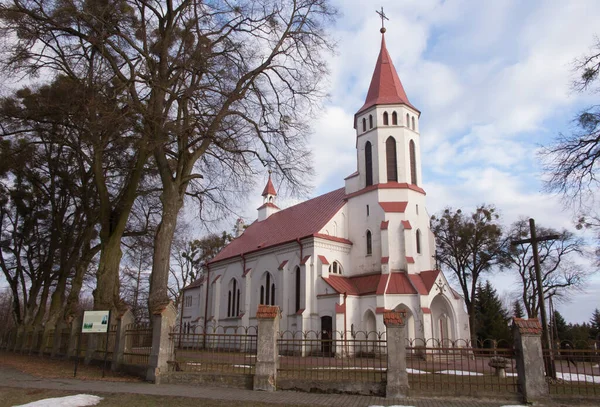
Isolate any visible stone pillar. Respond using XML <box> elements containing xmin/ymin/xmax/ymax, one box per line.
<box><xmin>68</xmin><ymin>315</ymin><xmax>82</xmax><ymax>358</ymax></box>
<box><xmin>513</xmin><ymin>318</ymin><xmax>549</xmax><ymax>403</ymax></box>
<box><xmin>254</xmin><ymin>305</ymin><xmax>280</xmax><ymax>392</ymax></box>
<box><xmin>384</xmin><ymin>310</ymin><xmax>409</xmax><ymax>399</ymax></box>
<box><xmin>112</xmin><ymin>309</ymin><xmax>134</xmax><ymax>371</ymax></box>
<box><xmin>146</xmin><ymin>302</ymin><xmax>177</xmax><ymax>383</ymax></box>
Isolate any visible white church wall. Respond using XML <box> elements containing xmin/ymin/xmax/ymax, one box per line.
<box><xmin>319</xmin><ymin>206</ymin><xmax>349</xmax><ymax>239</ymax></box>
<box><xmin>346</xmin><ymin>190</ymin><xmax>384</xmax><ymax>275</ymax></box>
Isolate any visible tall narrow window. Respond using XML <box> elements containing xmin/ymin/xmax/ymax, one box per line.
<box><xmin>366</xmin><ymin>230</ymin><xmax>372</xmax><ymax>255</ymax></box>
<box><xmin>260</xmin><ymin>286</ymin><xmax>265</xmax><ymax>305</ymax></box>
<box><xmin>406</xmin><ymin>113</ymin><xmax>410</xmax><ymax>126</ymax></box>
<box><xmin>392</xmin><ymin>111</ymin><xmax>398</xmax><ymax>125</ymax></box>
<box><xmin>261</xmin><ymin>272</ymin><xmax>275</xmax><ymax>306</ymax></box>
<box><xmin>236</xmin><ymin>289</ymin><xmax>240</xmax><ymax>316</ymax></box>
<box><xmin>228</xmin><ymin>279</ymin><xmax>238</xmax><ymax>317</ymax></box>
<box><xmin>386</xmin><ymin>136</ymin><xmax>398</xmax><ymax>182</ymax></box>
<box><xmin>416</xmin><ymin>229</ymin><xmax>422</xmax><ymax>254</ymax></box>
<box><xmin>383</xmin><ymin>112</ymin><xmax>389</xmax><ymax>125</ymax></box>
<box><xmin>365</xmin><ymin>141</ymin><xmax>373</xmax><ymax>186</ymax></box>
<box><xmin>270</xmin><ymin>283</ymin><xmax>275</xmax><ymax>306</ymax></box>
<box><xmin>366</xmin><ymin>205</ymin><xmax>370</xmax><ymax>216</ymax></box>
<box><xmin>412</xmin><ymin>116</ymin><xmax>415</xmax><ymax>130</ymax></box>
<box><xmin>295</xmin><ymin>267</ymin><xmax>301</xmax><ymax>312</ymax></box>
<box><xmin>362</xmin><ymin>118</ymin><xmax>366</xmax><ymax>132</ymax></box>
<box><xmin>369</xmin><ymin>114</ymin><xmax>373</xmax><ymax>129</ymax></box>
<box><xmin>265</xmin><ymin>273</ymin><xmax>271</xmax><ymax>305</ymax></box>
<box><xmin>409</xmin><ymin>140</ymin><xmax>417</xmax><ymax>185</ymax></box>
<box><xmin>227</xmin><ymin>291</ymin><xmax>232</xmax><ymax>317</ymax></box>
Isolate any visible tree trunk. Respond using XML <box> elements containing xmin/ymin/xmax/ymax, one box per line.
<box><xmin>148</xmin><ymin>188</ymin><xmax>184</xmax><ymax>312</ymax></box>
<box><xmin>64</xmin><ymin>244</ymin><xmax>98</xmax><ymax>323</ymax></box>
<box><xmin>94</xmin><ymin>235</ymin><xmax>123</xmax><ymax>312</ymax></box>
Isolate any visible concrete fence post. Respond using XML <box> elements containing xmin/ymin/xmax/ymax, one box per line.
<box><xmin>254</xmin><ymin>305</ymin><xmax>280</xmax><ymax>392</ymax></box>
<box><xmin>384</xmin><ymin>310</ymin><xmax>409</xmax><ymax>399</ymax></box>
<box><xmin>513</xmin><ymin>318</ymin><xmax>549</xmax><ymax>403</ymax></box>
<box><xmin>146</xmin><ymin>302</ymin><xmax>177</xmax><ymax>383</ymax></box>
<box><xmin>112</xmin><ymin>309</ymin><xmax>134</xmax><ymax>371</ymax></box>
<box><xmin>68</xmin><ymin>314</ymin><xmax>82</xmax><ymax>359</ymax></box>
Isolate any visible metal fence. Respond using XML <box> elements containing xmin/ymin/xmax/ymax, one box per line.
<box><xmin>546</xmin><ymin>345</ymin><xmax>600</xmax><ymax>396</ymax></box>
<box><xmin>43</xmin><ymin>330</ymin><xmax>55</xmax><ymax>354</ymax></box>
<box><xmin>277</xmin><ymin>330</ymin><xmax>387</xmax><ymax>383</ymax></box>
<box><xmin>95</xmin><ymin>325</ymin><xmax>118</xmax><ymax>361</ymax></box>
<box><xmin>406</xmin><ymin>339</ymin><xmax>518</xmax><ymax>396</ymax></box>
<box><xmin>169</xmin><ymin>326</ymin><xmax>258</xmax><ymax>375</ymax></box>
<box><xmin>123</xmin><ymin>324</ymin><xmax>152</xmax><ymax>366</ymax></box>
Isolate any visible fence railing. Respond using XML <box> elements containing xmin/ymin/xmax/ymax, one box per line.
<box><xmin>546</xmin><ymin>347</ymin><xmax>600</xmax><ymax>396</ymax></box>
<box><xmin>168</xmin><ymin>326</ymin><xmax>258</xmax><ymax>375</ymax></box>
<box><xmin>123</xmin><ymin>324</ymin><xmax>152</xmax><ymax>366</ymax></box>
<box><xmin>95</xmin><ymin>325</ymin><xmax>118</xmax><ymax>361</ymax></box>
<box><xmin>277</xmin><ymin>330</ymin><xmax>387</xmax><ymax>383</ymax></box>
<box><xmin>406</xmin><ymin>342</ymin><xmax>518</xmax><ymax>395</ymax></box>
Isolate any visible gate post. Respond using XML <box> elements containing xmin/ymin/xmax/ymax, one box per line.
<box><xmin>112</xmin><ymin>308</ymin><xmax>134</xmax><ymax>371</ymax></box>
<box><xmin>513</xmin><ymin>318</ymin><xmax>549</xmax><ymax>403</ymax></box>
<box><xmin>254</xmin><ymin>305</ymin><xmax>280</xmax><ymax>392</ymax></box>
<box><xmin>384</xmin><ymin>310</ymin><xmax>409</xmax><ymax>398</ymax></box>
<box><xmin>146</xmin><ymin>302</ymin><xmax>177</xmax><ymax>383</ymax></box>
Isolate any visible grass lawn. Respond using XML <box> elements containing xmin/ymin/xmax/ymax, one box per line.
<box><xmin>0</xmin><ymin>387</ymin><xmax>306</xmax><ymax>407</ymax></box>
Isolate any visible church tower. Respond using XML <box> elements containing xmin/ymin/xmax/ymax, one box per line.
<box><xmin>257</xmin><ymin>171</ymin><xmax>280</xmax><ymax>221</ymax></box>
<box><xmin>345</xmin><ymin>25</ymin><xmax>435</xmax><ymax>276</ymax></box>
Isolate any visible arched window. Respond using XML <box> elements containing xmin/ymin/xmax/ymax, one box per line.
<box><xmin>362</xmin><ymin>118</ymin><xmax>366</xmax><ymax>132</ymax></box>
<box><xmin>366</xmin><ymin>230</ymin><xmax>372</xmax><ymax>255</ymax></box>
<box><xmin>369</xmin><ymin>114</ymin><xmax>373</xmax><ymax>129</ymax></box>
<box><xmin>365</xmin><ymin>141</ymin><xmax>373</xmax><ymax>186</ymax></box>
<box><xmin>386</xmin><ymin>136</ymin><xmax>398</xmax><ymax>182</ymax></box>
<box><xmin>383</xmin><ymin>112</ymin><xmax>389</xmax><ymax>125</ymax></box>
<box><xmin>228</xmin><ymin>278</ymin><xmax>239</xmax><ymax>317</ymax></box>
<box><xmin>409</xmin><ymin>140</ymin><xmax>417</xmax><ymax>185</ymax></box>
<box><xmin>412</xmin><ymin>116</ymin><xmax>415</xmax><ymax>130</ymax></box>
<box><xmin>406</xmin><ymin>113</ymin><xmax>410</xmax><ymax>127</ymax></box>
<box><xmin>295</xmin><ymin>267</ymin><xmax>301</xmax><ymax>312</ymax></box>
<box><xmin>328</xmin><ymin>261</ymin><xmax>343</xmax><ymax>274</ymax></box>
<box><xmin>260</xmin><ymin>272</ymin><xmax>275</xmax><ymax>306</ymax></box>
<box><xmin>392</xmin><ymin>111</ymin><xmax>398</xmax><ymax>125</ymax></box>
<box><xmin>416</xmin><ymin>229</ymin><xmax>422</xmax><ymax>254</ymax></box>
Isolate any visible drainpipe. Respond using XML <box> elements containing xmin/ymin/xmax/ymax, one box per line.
<box><xmin>241</xmin><ymin>253</ymin><xmax>246</xmax><ymax>317</ymax></box>
<box><xmin>203</xmin><ymin>262</ymin><xmax>211</xmax><ymax>348</ymax></box>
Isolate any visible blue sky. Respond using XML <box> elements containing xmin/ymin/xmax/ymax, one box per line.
<box><xmin>239</xmin><ymin>0</ymin><xmax>600</xmax><ymax>323</ymax></box>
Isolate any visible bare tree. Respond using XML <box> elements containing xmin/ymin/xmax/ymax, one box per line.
<box><xmin>431</xmin><ymin>205</ymin><xmax>505</xmax><ymax>342</ymax></box>
<box><xmin>502</xmin><ymin>218</ymin><xmax>590</xmax><ymax>318</ymax></box>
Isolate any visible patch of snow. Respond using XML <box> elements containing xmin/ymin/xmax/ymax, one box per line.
<box><xmin>14</xmin><ymin>394</ymin><xmax>103</xmax><ymax>407</ymax></box>
<box><xmin>506</xmin><ymin>372</ymin><xmax>518</xmax><ymax>377</ymax></box>
<box><xmin>435</xmin><ymin>370</ymin><xmax>484</xmax><ymax>376</ymax></box>
<box><xmin>369</xmin><ymin>405</ymin><xmax>415</xmax><ymax>407</ymax></box>
<box><xmin>233</xmin><ymin>364</ymin><xmax>253</xmax><ymax>368</ymax></box>
<box><xmin>407</xmin><ymin>368</ymin><xmax>429</xmax><ymax>374</ymax></box>
<box><xmin>556</xmin><ymin>372</ymin><xmax>600</xmax><ymax>384</ymax></box>
<box><xmin>311</xmin><ymin>366</ymin><xmax>385</xmax><ymax>371</ymax></box>
<box><xmin>593</xmin><ymin>364</ymin><xmax>599</xmax><ymax>368</ymax></box>
<box><xmin>499</xmin><ymin>405</ymin><xmax>528</xmax><ymax>407</ymax></box>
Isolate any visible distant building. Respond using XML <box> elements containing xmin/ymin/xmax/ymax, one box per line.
<box><xmin>181</xmin><ymin>29</ymin><xmax>470</xmax><ymax>343</ymax></box>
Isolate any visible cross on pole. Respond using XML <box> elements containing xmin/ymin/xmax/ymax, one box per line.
<box><xmin>511</xmin><ymin>218</ymin><xmax>559</xmax><ymax>379</ymax></box>
<box><xmin>376</xmin><ymin>7</ymin><xmax>389</xmax><ymax>32</ymax></box>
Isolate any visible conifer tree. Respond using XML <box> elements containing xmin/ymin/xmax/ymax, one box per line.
<box><xmin>512</xmin><ymin>300</ymin><xmax>524</xmax><ymax>318</ymax></box>
<box><xmin>473</xmin><ymin>281</ymin><xmax>511</xmax><ymax>346</ymax></box>
<box><xmin>590</xmin><ymin>308</ymin><xmax>600</xmax><ymax>339</ymax></box>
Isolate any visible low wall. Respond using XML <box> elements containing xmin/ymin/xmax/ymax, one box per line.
<box><xmin>159</xmin><ymin>372</ymin><xmax>253</xmax><ymax>389</ymax></box>
<box><xmin>277</xmin><ymin>378</ymin><xmax>385</xmax><ymax>396</ymax></box>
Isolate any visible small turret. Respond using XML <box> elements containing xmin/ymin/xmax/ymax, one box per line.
<box><xmin>257</xmin><ymin>171</ymin><xmax>280</xmax><ymax>221</ymax></box>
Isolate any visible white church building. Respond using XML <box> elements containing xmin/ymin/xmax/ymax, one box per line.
<box><xmin>181</xmin><ymin>29</ymin><xmax>470</xmax><ymax>344</ymax></box>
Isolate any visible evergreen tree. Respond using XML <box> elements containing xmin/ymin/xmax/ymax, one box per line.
<box><xmin>512</xmin><ymin>300</ymin><xmax>524</xmax><ymax>318</ymax></box>
<box><xmin>590</xmin><ymin>308</ymin><xmax>600</xmax><ymax>339</ymax></box>
<box><xmin>474</xmin><ymin>281</ymin><xmax>512</xmax><ymax>347</ymax></box>
<box><xmin>551</xmin><ymin>310</ymin><xmax>569</xmax><ymax>342</ymax></box>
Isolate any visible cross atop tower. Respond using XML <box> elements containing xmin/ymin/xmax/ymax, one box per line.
<box><xmin>376</xmin><ymin>7</ymin><xmax>389</xmax><ymax>33</ymax></box>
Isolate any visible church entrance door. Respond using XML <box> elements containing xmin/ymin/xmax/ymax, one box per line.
<box><xmin>320</xmin><ymin>316</ymin><xmax>333</xmax><ymax>356</ymax></box>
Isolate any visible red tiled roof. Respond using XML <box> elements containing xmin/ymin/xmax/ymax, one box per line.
<box><xmin>322</xmin><ymin>273</ymin><xmax>381</xmax><ymax>296</ymax></box>
<box><xmin>401</xmin><ymin>220</ymin><xmax>412</xmax><ymax>230</ymax></box>
<box><xmin>380</xmin><ymin>221</ymin><xmax>389</xmax><ymax>230</ymax></box>
<box><xmin>313</xmin><ymin>234</ymin><xmax>353</xmax><ymax>245</ymax></box>
<box><xmin>408</xmin><ymin>274</ymin><xmax>428</xmax><ymax>295</ymax></box>
<box><xmin>262</xmin><ymin>174</ymin><xmax>277</xmax><ymax>196</ymax></box>
<box><xmin>379</xmin><ymin>202</ymin><xmax>408</xmax><ymax>213</ymax></box>
<box><xmin>210</xmin><ymin>188</ymin><xmax>347</xmax><ymax>263</ymax></box>
<box><xmin>419</xmin><ymin>270</ymin><xmax>440</xmax><ymax>292</ymax></box>
<box><xmin>406</xmin><ymin>256</ymin><xmax>415</xmax><ymax>264</ymax></box>
<box><xmin>386</xmin><ymin>273</ymin><xmax>418</xmax><ymax>295</ymax></box>
<box><xmin>376</xmin><ymin>307</ymin><xmax>391</xmax><ymax>314</ymax></box>
<box><xmin>345</xmin><ymin>182</ymin><xmax>426</xmax><ymax>200</ymax></box>
<box><xmin>318</xmin><ymin>255</ymin><xmax>329</xmax><ymax>265</ymax></box>
<box><xmin>300</xmin><ymin>255</ymin><xmax>311</xmax><ymax>265</ymax></box>
<box><xmin>421</xmin><ymin>307</ymin><xmax>432</xmax><ymax>314</ymax></box>
<box><xmin>335</xmin><ymin>302</ymin><xmax>346</xmax><ymax>313</ymax></box>
<box><xmin>184</xmin><ymin>275</ymin><xmax>206</xmax><ymax>291</ymax></box>
<box><xmin>257</xmin><ymin>202</ymin><xmax>280</xmax><ymax>210</ymax></box>
<box><xmin>356</xmin><ymin>35</ymin><xmax>418</xmax><ymax>115</ymax></box>
<box><xmin>513</xmin><ymin>318</ymin><xmax>542</xmax><ymax>335</ymax></box>
<box><xmin>376</xmin><ymin>274</ymin><xmax>388</xmax><ymax>295</ymax></box>
<box><xmin>381</xmin><ymin>256</ymin><xmax>389</xmax><ymax>264</ymax></box>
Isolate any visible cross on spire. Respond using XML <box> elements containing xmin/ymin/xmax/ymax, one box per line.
<box><xmin>376</xmin><ymin>7</ymin><xmax>389</xmax><ymax>33</ymax></box>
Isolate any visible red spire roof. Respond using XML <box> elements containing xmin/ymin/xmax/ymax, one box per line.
<box><xmin>357</xmin><ymin>34</ymin><xmax>418</xmax><ymax>115</ymax></box>
<box><xmin>261</xmin><ymin>173</ymin><xmax>277</xmax><ymax>197</ymax></box>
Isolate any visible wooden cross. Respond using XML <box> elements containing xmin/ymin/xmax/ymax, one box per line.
<box><xmin>376</xmin><ymin>7</ymin><xmax>389</xmax><ymax>30</ymax></box>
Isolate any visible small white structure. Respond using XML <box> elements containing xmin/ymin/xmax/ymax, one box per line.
<box><xmin>181</xmin><ymin>30</ymin><xmax>470</xmax><ymax>344</ymax></box>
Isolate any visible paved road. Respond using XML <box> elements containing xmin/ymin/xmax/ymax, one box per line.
<box><xmin>0</xmin><ymin>365</ymin><xmax>588</xmax><ymax>407</ymax></box>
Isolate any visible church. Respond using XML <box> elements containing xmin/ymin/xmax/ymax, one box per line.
<box><xmin>181</xmin><ymin>26</ymin><xmax>470</xmax><ymax>344</ymax></box>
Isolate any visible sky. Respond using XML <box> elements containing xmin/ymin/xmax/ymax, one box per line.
<box><xmin>233</xmin><ymin>0</ymin><xmax>600</xmax><ymax>323</ymax></box>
